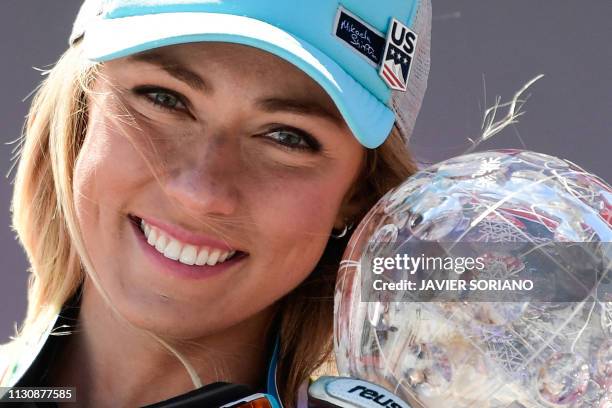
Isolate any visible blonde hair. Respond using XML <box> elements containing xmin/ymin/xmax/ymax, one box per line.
<box><xmin>8</xmin><ymin>43</ymin><xmax>418</xmax><ymax>407</ymax></box>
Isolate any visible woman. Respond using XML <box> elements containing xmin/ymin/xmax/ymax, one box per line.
<box><xmin>1</xmin><ymin>0</ymin><xmax>430</xmax><ymax>406</ymax></box>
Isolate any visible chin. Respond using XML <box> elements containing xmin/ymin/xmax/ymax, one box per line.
<box><xmin>114</xmin><ymin>293</ymin><xmax>224</xmax><ymax>339</ymax></box>
<box><xmin>118</xmin><ymin>292</ymin><xmax>270</xmax><ymax>343</ymax></box>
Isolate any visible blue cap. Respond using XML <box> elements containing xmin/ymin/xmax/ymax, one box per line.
<box><xmin>70</xmin><ymin>0</ymin><xmax>427</xmax><ymax>148</ymax></box>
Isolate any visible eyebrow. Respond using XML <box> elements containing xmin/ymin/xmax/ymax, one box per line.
<box><xmin>256</xmin><ymin>97</ymin><xmax>345</xmax><ymax>126</ymax></box>
<box><xmin>127</xmin><ymin>51</ymin><xmax>344</xmax><ymax>126</ymax></box>
<box><xmin>127</xmin><ymin>51</ymin><xmax>211</xmax><ymax>92</ymax></box>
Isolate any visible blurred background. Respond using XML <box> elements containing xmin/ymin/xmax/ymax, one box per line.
<box><xmin>1</xmin><ymin>1</ymin><xmax>611</xmax><ymax>343</ymax></box>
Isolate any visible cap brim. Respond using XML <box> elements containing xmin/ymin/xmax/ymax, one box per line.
<box><xmin>81</xmin><ymin>12</ymin><xmax>394</xmax><ymax>148</ymax></box>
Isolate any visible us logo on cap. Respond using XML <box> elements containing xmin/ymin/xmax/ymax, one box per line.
<box><xmin>379</xmin><ymin>18</ymin><xmax>418</xmax><ymax>92</ymax></box>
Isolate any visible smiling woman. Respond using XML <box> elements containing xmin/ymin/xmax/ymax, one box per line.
<box><xmin>1</xmin><ymin>1</ymin><xmax>430</xmax><ymax>407</ymax></box>
<box><xmin>74</xmin><ymin>41</ymin><xmax>366</xmax><ymax>344</ymax></box>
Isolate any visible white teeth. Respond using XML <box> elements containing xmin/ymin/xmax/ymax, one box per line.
<box><xmin>163</xmin><ymin>239</ymin><xmax>182</xmax><ymax>261</ymax></box>
<box><xmin>206</xmin><ymin>250</ymin><xmax>221</xmax><ymax>266</ymax></box>
<box><xmin>147</xmin><ymin>228</ymin><xmax>158</xmax><ymax>246</ymax></box>
<box><xmin>179</xmin><ymin>245</ymin><xmax>198</xmax><ymax>266</ymax></box>
<box><xmin>218</xmin><ymin>250</ymin><xmax>236</xmax><ymax>263</ymax></box>
<box><xmin>195</xmin><ymin>248</ymin><xmax>209</xmax><ymax>266</ymax></box>
<box><xmin>155</xmin><ymin>234</ymin><xmax>168</xmax><ymax>252</ymax></box>
<box><xmin>217</xmin><ymin>252</ymin><xmax>229</xmax><ymax>263</ymax></box>
<box><xmin>139</xmin><ymin>219</ymin><xmax>236</xmax><ymax>267</ymax></box>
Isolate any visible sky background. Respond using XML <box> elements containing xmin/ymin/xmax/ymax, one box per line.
<box><xmin>1</xmin><ymin>1</ymin><xmax>611</xmax><ymax>343</ymax></box>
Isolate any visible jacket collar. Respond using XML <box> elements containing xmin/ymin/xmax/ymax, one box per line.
<box><xmin>1</xmin><ymin>288</ymin><xmax>81</xmax><ymax>389</ymax></box>
<box><xmin>1</xmin><ymin>287</ymin><xmax>284</xmax><ymax>406</ymax></box>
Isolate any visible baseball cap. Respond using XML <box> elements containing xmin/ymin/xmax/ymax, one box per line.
<box><xmin>70</xmin><ymin>0</ymin><xmax>431</xmax><ymax>148</ymax></box>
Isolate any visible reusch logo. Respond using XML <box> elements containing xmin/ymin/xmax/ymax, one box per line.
<box><xmin>323</xmin><ymin>377</ymin><xmax>412</xmax><ymax>408</ymax></box>
<box><xmin>347</xmin><ymin>384</ymin><xmax>405</xmax><ymax>408</ymax></box>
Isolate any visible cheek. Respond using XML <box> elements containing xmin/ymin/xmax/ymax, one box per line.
<box><xmin>264</xmin><ymin>173</ymin><xmax>337</xmax><ymax>231</ymax></box>
<box><xmin>73</xmin><ymin>103</ymin><xmax>163</xmax><ymax>211</ymax></box>
<box><xmin>72</xmin><ymin>110</ymin><xmax>153</xmax><ymax>284</ymax></box>
<box><xmin>243</xmin><ymin>166</ymin><xmax>348</xmax><ymax>293</ymax></box>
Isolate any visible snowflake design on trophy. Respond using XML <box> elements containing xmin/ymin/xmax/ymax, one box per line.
<box><xmin>473</xmin><ymin>157</ymin><xmax>503</xmax><ymax>177</ymax></box>
<box><xmin>485</xmin><ymin>337</ymin><xmax>528</xmax><ymax>374</ymax></box>
<box><xmin>480</xmin><ymin>253</ymin><xmax>525</xmax><ymax>280</ymax></box>
<box><xmin>475</xmin><ymin>217</ymin><xmax>525</xmax><ymax>243</ymax></box>
<box><xmin>471</xmin><ymin>157</ymin><xmax>503</xmax><ymax>190</ymax></box>
<box><xmin>473</xmin><ymin>175</ymin><xmax>497</xmax><ymax>189</ymax></box>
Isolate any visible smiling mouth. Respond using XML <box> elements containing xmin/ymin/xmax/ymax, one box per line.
<box><xmin>128</xmin><ymin>215</ymin><xmax>244</xmax><ymax>267</ymax></box>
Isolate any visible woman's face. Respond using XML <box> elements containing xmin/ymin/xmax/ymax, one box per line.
<box><xmin>73</xmin><ymin>42</ymin><xmax>364</xmax><ymax>339</ymax></box>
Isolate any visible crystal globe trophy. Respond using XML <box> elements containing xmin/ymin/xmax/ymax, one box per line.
<box><xmin>333</xmin><ymin>150</ymin><xmax>611</xmax><ymax>408</ymax></box>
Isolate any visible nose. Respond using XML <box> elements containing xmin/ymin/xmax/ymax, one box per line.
<box><xmin>162</xmin><ymin>135</ymin><xmax>241</xmax><ymax>217</ymax></box>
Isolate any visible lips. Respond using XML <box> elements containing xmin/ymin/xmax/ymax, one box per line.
<box><xmin>128</xmin><ymin>214</ymin><xmax>246</xmax><ymax>268</ymax></box>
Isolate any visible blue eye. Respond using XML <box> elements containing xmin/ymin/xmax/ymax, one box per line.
<box><xmin>133</xmin><ymin>86</ymin><xmax>187</xmax><ymax>112</ymax></box>
<box><xmin>149</xmin><ymin>92</ymin><xmax>183</xmax><ymax>109</ymax></box>
<box><xmin>266</xmin><ymin>128</ymin><xmax>321</xmax><ymax>152</ymax></box>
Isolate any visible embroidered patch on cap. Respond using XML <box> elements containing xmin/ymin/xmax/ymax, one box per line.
<box><xmin>333</xmin><ymin>7</ymin><xmax>386</xmax><ymax>66</ymax></box>
<box><xmin>379</xmin><ymin>18</ymin><xmax>418</xmax><ymax>92</ymax></box>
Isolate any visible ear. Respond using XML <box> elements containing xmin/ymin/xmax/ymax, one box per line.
<box><xmin>334</xmin><ymin>149</ymin><xmax>371</xmax><ymax>229</ymax></box>
<box><xmin>333</xmin><ymin>183</ymin><xmax>366</xmax><ymax>230</ymax></box>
